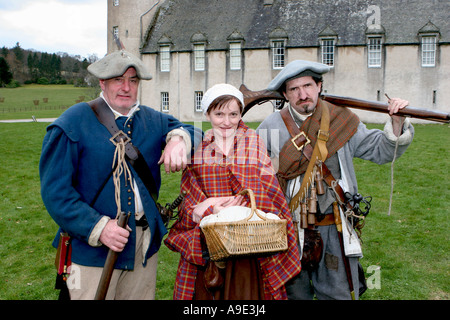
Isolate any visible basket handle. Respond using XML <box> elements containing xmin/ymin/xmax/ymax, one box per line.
<box><xmin>238</xmin><ymin>189</ymin><xmax>267</xmax><ymax>221</ymax></box>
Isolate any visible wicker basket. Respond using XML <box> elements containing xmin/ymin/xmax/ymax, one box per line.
<box><xmin>200</xmin><ymin>189</ymin><xmax>288</xmax><ymax>261</ymax></box>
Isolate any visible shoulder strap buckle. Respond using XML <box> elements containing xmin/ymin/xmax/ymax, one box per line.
<box><xmin>109</xmin><ymin>130</ymin><xmax>131</xmax><ymax>146</ymax></box>
<box><xmin>317</xmin><ymin>129</ymin><xmax>329</xmax><ymax>142</ymax></box>
<box><xmin>291</xmin><ymin>132</ymin><xmax>311</xmax><ymax>151</ymax></box>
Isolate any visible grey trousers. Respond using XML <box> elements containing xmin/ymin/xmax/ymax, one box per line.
<box><xmin>286</xmin><ymin>224</ymin><xmax>361</xmax><ymax>300</ymax></box>
<box><xmin>67</xmin><ymin>226</ymin><xmax>157</xmax><ymax>300</ymax></box>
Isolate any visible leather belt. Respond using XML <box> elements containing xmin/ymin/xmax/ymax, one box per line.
<box><xmin>135</xmin><ymin>215</ymin><xmax>149</xmax><ymax>230</ymax></box>
<box><xmin>315</xmin><ymin>213</ymin><xmax>335</xmax><ymax>226</ymax></box>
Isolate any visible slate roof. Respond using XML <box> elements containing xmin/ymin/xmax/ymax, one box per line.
<box><xmin>142</xmin><ymin>0</ymin><xmax>449</xmax><ymax>53</ymax></box>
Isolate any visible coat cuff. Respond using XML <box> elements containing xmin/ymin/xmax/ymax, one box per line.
<box><xmin>88</xmin><ymin>216</ymin><xmax>110</xmax><ymax>247</ymax></box>
<box><xmin>166</xmin><ymin>128</ymin><xmax>192</xmax><ymax>154</ymax></box>
<box><xmin>384</xmin><ymin>118</ymin><xmax>413</xmax><ymax>145</ymax></box>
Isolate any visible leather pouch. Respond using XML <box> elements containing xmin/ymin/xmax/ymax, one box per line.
<box><xmin>301</xmin><ymin>228</ymin><xmax>323</xmax><ymax>271</ymax></box>
<box><xmin>55</xmin><ymin>232</ymin><xmax>72</xmax><ymax>276</ymax></box>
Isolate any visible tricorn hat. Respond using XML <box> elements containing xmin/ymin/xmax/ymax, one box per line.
<box><xmin>87</xmin><ymin>50</ymin><xmax>152</xmax><ymax>80</ymax></box>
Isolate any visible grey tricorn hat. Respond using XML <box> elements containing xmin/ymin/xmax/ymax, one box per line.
<box><xmin>267</xmin><ymin>60</ymin><xmax>330</xmax><ymax>91</ymax></box>
<box><xmin>87</xmin><ymin>50</ymin><xmax>152</xmax><ymax>80</ymax></box>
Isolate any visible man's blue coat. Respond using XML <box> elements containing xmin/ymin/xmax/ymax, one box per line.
<box><xmin>40</xmin><ymin>101</ymin><xmax>198</xmax><ymax>269</ymax></box>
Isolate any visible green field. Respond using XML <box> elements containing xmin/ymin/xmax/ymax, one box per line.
<box><xmin>0</xmin><ymin>85</ymin><xmax>448</xmax><ymax>300</ymax></box>
<box><xmin>0</xmin><ymin>84</ymin><xmax>98</xmax><ymax>120</ymax></box>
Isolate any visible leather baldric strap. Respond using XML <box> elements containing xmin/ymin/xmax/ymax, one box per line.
<box><xmin>88</xmin><ymin>98</ymin><xmax>159</xmax><ymax>203</ymax></box>
<box><xmin>288</xmin><ymin>106</ymin><xmax>329</xmax><ymax>212</ymax></box>
<box><xmin>280</xmin><ymin>106</ymin><xmax>346</xmax><ymax>211</ymax></box>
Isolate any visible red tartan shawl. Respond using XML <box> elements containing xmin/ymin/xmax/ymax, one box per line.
<box><xmin>164</xmin><ymin>121</ymin><xmax>301</xmax><ymax>300</ymax></box>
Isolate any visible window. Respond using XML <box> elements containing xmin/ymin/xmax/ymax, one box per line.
<box><xmin>421</xmin><ymin>36</ymin><xmax>436</xmax><ymax>67</ymax></box>
<box><xmin>368</xmin><ymin>37</ymin><xmax>382</xmax><ymax>68</ymax></box>
<box><xmin>113</xmin><ymin>26</ymin><xmax>119</xmax><ymax>39</ymax></box>
<box><xmin>229</xmin><ymin>42</ymin><xmax>241</xmax><ymax>70</ymax></box>
<box><xmin>195</xmin><ymin>91</ymin><xmax>203</xmax><ymax>112</ymax></box>
<box><xmin>160</xmin><ymin>45</ymin><xmax>170</xmax><ymax>72</ymax></box>
<box><xmin>321</xmin><ymin>39</ymin><xmax>335</xmax><ymax>66</ymax></box>
<box><xmin>194</xmin><ymin>44</ymin><xmax>205</xmax><ymax>71</ymax></box>
<box><xmin>161</xmin><ymin>92</ymin><xmax>169</xmax><ymax>112</ymax></box>
<box><xmin>272</xmin><ymin>41</ymin><xmax>285</xmax><ymax>69</ymax></box>
<box><xmin>113</xmin><ymin>0</ymin><xmax>119</xmax><ymax>6</ymax></box>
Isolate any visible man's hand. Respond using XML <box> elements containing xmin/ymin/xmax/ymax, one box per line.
<box><xmin>387</xmin><ymin>97</ymin><xmax>409</xmax><ymax>116</ymax></box>
<box><xmin>386</xmin><ymin>96</ymin><xmax>409</xmax><ymax>137</ymax></box>
<box><xmin>158</xmin><ymin>135</ymin><xmax>188</xmax><ymax>174</ymax></box>
<box><xmin>99</xmin><ymin>219</ymin><xmax>131</xmax><ymax>252</ymax></box>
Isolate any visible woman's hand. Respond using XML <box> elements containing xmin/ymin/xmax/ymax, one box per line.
<box><xmin>191</xmin><ymin>195</ymin><xmax>247</xmax><ymax>223</ymax></box>
<box><xmin>211</xmin><ymin>195</ymin><xmax>246</xmax><ymax>214</ymax></box>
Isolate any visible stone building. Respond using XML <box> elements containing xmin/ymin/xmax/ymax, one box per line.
<box><xmin>108</xmin><ymin>0</ymin><xmax>449</xmax><ymax>123</ymax></box>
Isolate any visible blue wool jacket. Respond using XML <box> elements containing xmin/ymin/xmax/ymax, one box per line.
<box><xmin>40</xmin><ymin>101</ymin><xmax>199</xmax><ymax>269</ymax></box>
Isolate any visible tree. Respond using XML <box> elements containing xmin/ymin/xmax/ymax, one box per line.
<box><xmin>1</xmin><ymin>46</ymin><xmax>8</xmax><ymax>57</ymax></box>
<box><xmin>27</xmin><ymin>52</ymin><xmax>39</xmax><ymax>82</ymax></box>
<box><xmin>12</xmin><ymin>42</ymin><xmax>24</xmax><ymax>62</ymax></box>
<box><xmin>0</xmin><ymin>57</ymin><xmax>13</xmax><ymax>87</ymax></box>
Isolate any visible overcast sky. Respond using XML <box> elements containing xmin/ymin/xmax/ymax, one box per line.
<box><xmin>0</xmin><ymin>0</ymin><xmax>107</xmax><ymax>59</ymax></box>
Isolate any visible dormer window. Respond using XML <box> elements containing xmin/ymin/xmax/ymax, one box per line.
<box><xmin>229</xmin><ymin>43</ymin><xmax>242</xmax><ymax>70</ymax></box>
<box><xmin>194</xmin><ymin>44</ymin><xmax>205</xmax><ymax>71</ymax></box>
<box><xmin>418</xmin><ymin>21</ymin><xmax>440</xmax><ymax>68</ymax></box>
<box><xmin>191</xmin><ymin>32</ymin><xmax>208</xmax><ymax>72</ymax></box>
<box><xmin>160</xmin><ymin>45</ymin><xmax>170</xmax><ymax>72</ymax></box>
<box><xmin>227</xmin><ymin>30</ymin><xmax>244</xmax><ymax>71</ymax></box>
<box><xmin>319</xmin><ymin>26</ymin><xmax>338</xmax><ymax>67</ymax></box>
<box><xmin>421</xmin><ymin>36</ymin><xmax>436</xmax><ymax>67</ymax></box>
<box><xmin>367</xmin><ymin>37</ymin><xmax>382</xmax><ymax>68</ymax></box>
<box><xmin>269</xmin><ymin>28</ymin><xmax>288</xmax><ymax>70</ymax></box>
<box><xmin>158</xmin><ymin>35</ymin><xmax>172</xmax><ymax>72</ymax></box>
<box><xmin>365</xmin><ymin>24</ymin><xmax>385</xmax><ymax>68</ymax></box>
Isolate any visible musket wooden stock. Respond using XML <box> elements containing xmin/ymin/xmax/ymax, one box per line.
<box><xmin>239</xmin><ymin>84</ymin><xmax>450</xmax><ymax>123</ymax></box>
<box><xmin>94</xmin><ymin>211</ymin><xmax>130</xmax><ymax>300</ymax></box>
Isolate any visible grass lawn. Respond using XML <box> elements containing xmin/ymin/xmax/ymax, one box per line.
<box><xmin>0</xmin><ymin>84</ymin><xmax>97</xmax><ymax>120</ymax></box>
<box><xmin>0</xmin><ymin>86</ymin><xmax>448</xmax><ymax>300</ymax></box>
<box><xmin>0</xmin><ymin>120</ymin><xmax>448</xmax><ymax>300</ymax></box>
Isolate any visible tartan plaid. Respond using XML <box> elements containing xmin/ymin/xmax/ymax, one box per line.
<box><xmin>164</xmin><ymin>121</ymin><xmax>301</xmax><ymax>300</ymax></box>
<box><xmin>277</xmin><ymin>99</ymin><xmax>360</xmax><ymax>191</ymax></box>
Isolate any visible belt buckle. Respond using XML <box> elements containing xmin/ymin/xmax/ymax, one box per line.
<box><xmin>110</xmin><ymin>130</ymin><xmax>131</xmax><ymax>146</ymax></box>
<box><xmin>317</xmin><ymin>130</ymin><xmax>329</xmax><ymax>142</ymax></box>
<box><xmin>291</xmin><ymin>132</ymin><xmax>310</xmax><ymax>152</ymax></box>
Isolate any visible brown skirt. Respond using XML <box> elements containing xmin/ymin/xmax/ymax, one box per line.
<box><xmin>194</xmin><ymin>258</ymin><xmax>265</xmax><ymax>300</ymax></box>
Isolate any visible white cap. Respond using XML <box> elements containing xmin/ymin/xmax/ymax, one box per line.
<box><xmin>201</xmin><ymin>83</ymin><xmax>245</xmax><ymax>114</ymax></box>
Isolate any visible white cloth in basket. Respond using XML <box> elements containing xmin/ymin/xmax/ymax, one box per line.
<box><xmin>199</xmin><ymin>206</ymin><xmax>280</xmax><ymax>227</ymax></box>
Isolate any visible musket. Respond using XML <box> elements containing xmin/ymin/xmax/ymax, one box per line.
<box><xmin>94</xmin><ymin>211</ymin><xmax>130</xmax><ymax>300</ymax></box>
<box><xmin>239</xmin><ymin>84</ymin><xmax>450</xmax><ymax>123</ymax></box>
<box><xmin>94</xmin><ymin>191</ymin><xmax>186</xmax><ymax>300</ymax></box>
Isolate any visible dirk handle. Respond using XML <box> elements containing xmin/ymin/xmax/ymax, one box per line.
<box><xmin>333</xmin><ymin>202</ymin><xmax>342</xmax><ymax>233</ymax></box>
<box><xmin>169</xmin><ymin>191</ymin><xmax>187</xmax><ymax>211</ymax></box>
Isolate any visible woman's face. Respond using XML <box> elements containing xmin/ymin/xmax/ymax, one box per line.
<box><xmin>206</xmin><ymin>99</ymin><xmax>241</xmax><ymax>140</ymax></box>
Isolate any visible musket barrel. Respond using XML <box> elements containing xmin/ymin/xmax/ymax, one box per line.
<box><xmin>239</xmin><ymin>84</ymin><xmax>450</xmax><ymax>123</ymax></box>
<box><xmin>322</xmin><ymin>94</ymin><xmax>450</xmax><ymax>123</ymax></box>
